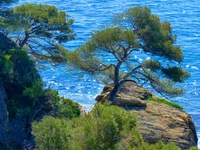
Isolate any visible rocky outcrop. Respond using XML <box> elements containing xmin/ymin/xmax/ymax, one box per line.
<box><xmin>0</xmin><ymin>84</ymin><xmax>32</xmax><ymax>149</ymax></box>
<box><xmin>0</xmin><ymin>85</ymin><xmax>8</xmax><ymax>139</ymax></box>
<box><xmin>135</xmin><ymin>102</ymin><xmax>198</xmax><ymax>149</ymax></box>
<box><xmin>96</xmin><ymin>81</ymin><xmax>157</xmax><ymax>107</ymax></box>
<box><xmin>0</xmin><ymin>32</ymin><xmax>17</xmax><ymax>53</ymax></box>
<box><xmin>96</xmin><ymin>81</ymin><xmax>198</xmax><ymax>149</ymax></box>
<box><xmin>0</xmin><ymin>84</ymin><xmax>10</xmax><ymax>148</ymax></box>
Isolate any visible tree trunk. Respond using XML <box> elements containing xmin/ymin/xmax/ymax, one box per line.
<box><xmin>19</xmin><ymin>31</ymin><xmax>29</xmax><ymax>49</ymax></box>
<box><xmin>108</xmin><ymin>61</ymin><xmax>122</xmax><ymax>101</ymax></box>
<box><xmin>108</xmin><ymin>80</ymin><xmax>135</xmax><ymax>102</ymax></box>
<box><xmin>108</xmin><ymin>82</ymin><xmax>120</xmax><ymax>101</ymax></box>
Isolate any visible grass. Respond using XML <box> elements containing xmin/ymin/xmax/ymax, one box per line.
<box><xmin>148</xmin><ymin>97</ymin><xmax>183</xmax><ymax>111</ymax></box>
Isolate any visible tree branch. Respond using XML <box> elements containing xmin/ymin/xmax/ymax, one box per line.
<box><xmin>122</xmin><ymin>65</ymin><xmax>141</xmax><ymax>80</ymax></box>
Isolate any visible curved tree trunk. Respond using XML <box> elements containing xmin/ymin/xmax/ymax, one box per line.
<box><xmin>108</xmin><ymin>79</ymin><xmax>137</xmax><ymax>102</ymax></box>
<box><xmin>108</xmin><ymin>82</ymin><xmax>120</xmax><ymax>101</ymax></box>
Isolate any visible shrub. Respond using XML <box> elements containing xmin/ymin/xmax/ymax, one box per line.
<box><xmin>1</xmin><ymin>50</ymin><xmax>80</xmax><ymax>120</ymax></box>
<box><xmin>32</xmin><ymin>116</ymin><xmax>70</xmax><ymax>150</ymax></box>
<box><xmin>32</xmin><ymin>103</ymin><xmax>141</xmax><ymax>150</ymax></box>
<box><xmin>33</xmin><ymin>103</ymin><xmax>196</xmax><ymax>149</ymax></box>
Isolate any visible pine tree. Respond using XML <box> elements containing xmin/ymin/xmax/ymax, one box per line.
<box><xmin>68</xmin><ymin>6</ymin><xmax>190</xmax><ymax>101</ymax></box>
<box><xmin>0</xmin><ymin>4</ymin><xmax>74</xmax><ymax>63</ymax></box>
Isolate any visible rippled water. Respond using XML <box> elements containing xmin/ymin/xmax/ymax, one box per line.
<box><xmin>16</xmin><ymin>0</ymin><xmax>200</xmax><ymax>146</ymax></box>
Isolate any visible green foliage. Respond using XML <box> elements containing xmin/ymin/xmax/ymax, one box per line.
<box><xmin>0</xmin><ymin>50</ymin><xmax>41</xmax><ymax>117</ymax></box>
<box><xmin>12</xmin><ymin>4</ymin><xmax>66</xmax><ymax>24</ymax></box>
<box><xmin>44</xmin><ymin>90</ymin><xmax>81</xmax><ymax>119</ymax></box>
<box><xmin>133</xmin><ymin>140</ymin><xmax>181</xmax><ymax>150</ymax></box>
<box><xmin>68</xmin><ymin>6</ymin><xmax>190</xmax><ymax>98</ymax></box>
<box><xmin>142</xmin><ymin>60</ymin><xmax>161</xmax><ymax>71</ymax></box>
<box><xmin>32</xmin><ymin>104</ymin><xmax>141</xmax><ymax>150</ymax></box>
<box><xmin>0</xmin><ymin>54</ymin><xmax>13</xmax><ymax>83</ymax></box>
<box><xmin>33</xmin><ymin>103</ymin><xmax>184</xmax><ymax>150</ymax></box>
<box><xmin>9</xmin><ymin>50</ymin><xmax>40</xmax><ymax>87</ymax></box>
<box><xmin>32</xmin><ymin>116</ymin><xmax>70</xmax><ymax>150</ymax></box>
<box><xmin>0</xmin><ymin>4</ymin><xmax>74</xmax><ymax>63</ymax></box>
<box><xmin>162</xmin><ymin>66</ymin><xmax>190</xmax><ymax>82</ymax></box>
<box><xmin>56</xmin><ymin>97</ymin><xmax>81</xmax><ymax>119</ymax></box>
<box><xmin>0</xmin><ymin>49</ymin><xmax>80</xmax><ymax>119</ymax></box>
<box><xmin>148</xmin><ymin>97</ymin><xmax>183</xmax><ymax>110</ymax></box>
<box><xmin>116</xmin><ymin>6</ymin><xmax>183</xmax><ymax>62</ymax></box>
<box><xmin>189</xmin><ymin>146</ymin><xmax>199</xmax><ymax>150</ymax></box>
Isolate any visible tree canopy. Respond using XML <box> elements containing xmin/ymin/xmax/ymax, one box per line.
<box><xmin>0</xmin><ymin>4</ymin><xmax>74</xmax><ymax>63</ymax></box>
<box><xmin>68</xmin><ymin>6</ymin><xmax>190</xmax><ymax>100</ymax></box>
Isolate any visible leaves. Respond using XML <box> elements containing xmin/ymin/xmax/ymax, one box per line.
<box><xmin>32</xmin><ymin>104</ymin><xmax>184</xmax><ymax>150</ymax></box>
<box><xmin>162</xmin><ymin>66</ymin><xmax>190</xmax><ymax>82</ymax></box>
<box><xmin>32</xmin><ymin>103</ymin><xmax>140</xmax><ymax>150</ymax></box>
<box><xmin>1</xmin><ymin>4</ymin><xmax>74</xmax><ymax>64</ymax></box>
<box><xmin>68</xmin><ymin>6</ymin><xmax>189</xmax><ymax>98</ymax></box>
<box><xmin>115</xmin><ymin>6</ymin><xmax>184</xmax><ymax>62</ymax></box>
<box><xmin>142</xmin><ymin>60</ymin><xmax>161</xmax><ymax>71</ymax></box>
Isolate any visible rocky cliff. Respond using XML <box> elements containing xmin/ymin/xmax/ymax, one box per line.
<box><xmin>0</xmin><ymin>83</ymin><xmax>9</xmax><ymax>148</ymax></box>
<box><xmin>0</xmin><ymin>32</ymin><xmax>17</xmax><ymax>53</ymax></box>
<box><xmin>95</xmin><ymin>81</ymin><xmax>198</xmax><ymax>150</ymax></box>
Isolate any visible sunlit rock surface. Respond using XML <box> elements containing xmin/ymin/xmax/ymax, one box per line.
<box><xmin>96</xmin><ymin>81</ymin><xmax>198</xmax><ymax>149</ymax></box>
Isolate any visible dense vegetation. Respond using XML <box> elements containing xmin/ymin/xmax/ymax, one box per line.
<box><xmin>0</xmin><ymin>1</ymin><xmax>197</xmax><ymax>150</ymax></box>
<box><xmin>0</xmin><ymin>2</ymin><xmax>80</xmax><ymax>149</ymax></box>
<box><xmin>32</xmin><ymin>103</ymin><xmax>182</xmax><ymax>150</ymax></box>
<box><xmin>0</xmin><ymin>49</ymin><xmax>80</xmax><ymax>148</ymax></box>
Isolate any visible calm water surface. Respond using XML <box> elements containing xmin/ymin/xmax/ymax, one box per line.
<box><xmin>17</xmin><ymin>0</ymin><xmax>200</xmax><ymax>146</ymax></box>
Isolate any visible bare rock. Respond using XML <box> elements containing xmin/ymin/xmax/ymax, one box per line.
<box><xmin>0</xmin><ymin>84</ymin><xmax>9</xmax><ymax>148</ymax></box>
<box><xmin>95</xmin><ymin>81</ymin><xmax>156</xmax><ymax>107</ymax></box>
<box><xmin>95</xmin><ymin>81</ymin><xmax>198</xmax><ymax>149</ymax></box>
<box><xmin>134</xmin><ymin>102</ymin><xmax>198</xmax><ymax>149</ymax></box>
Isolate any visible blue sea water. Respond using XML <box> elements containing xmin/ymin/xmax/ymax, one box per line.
<box><xmin>16</xmin><ymin>0</ymin><xmax>200</xmax><ymax>146</ymax></box>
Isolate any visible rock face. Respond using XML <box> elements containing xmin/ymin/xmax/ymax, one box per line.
<box><xmin>96</xmin><ymin>81</ymin><xmax>157</xmax><ymax>107</ymax></box>
<box><xmin>0</xmin><ymin>84</ymin><xmax>10</xmax><ymax>148</ymax></box>
<box><xmin>0</xmin><ymin>32</ymin><xmax>17</xmax><ymax>53</ymax></box>
<box><xmin>96</xmin><ymin>81</ymin><xmax>198</xmax><ymax>149</ymax></box>
<box><xmin>0</xmin><ymin>84</ymin><xmax>32</xmax><ymax>149</ymax></box>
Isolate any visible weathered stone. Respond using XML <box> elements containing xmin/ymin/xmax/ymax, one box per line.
<box><xmin>95</xmin><ymin>81</ymin><xmax>156</xmax><ymax>106</ymax></box>
<box><xmin>95</xmin><ymin>81</ymin><xmax>198</xmax><ymax>149</ymax></box>
<box><xmin>134</xmin><ymin>102</ymin><xmax>198</xmax><ymax>149</ymax></box>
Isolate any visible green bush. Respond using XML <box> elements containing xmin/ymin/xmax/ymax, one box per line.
<box><xmin>32</xmin><ymin>116</ymin><xmax>70</xmax><ymax>150</ymax></box>
<box><xmin>32</xmin><ymin>103</ymin><xmax>141</xmax><ymax>150</ymax></box>
<box><xmin>43</xmin><ymin>90</ymin><xmax>81</xmax><ymax>119</ymax></box>
<box><xmin>0</xmin><ymin>54</ymin><xmax>13</xmax><ymax>83</ymax></box>
<box><xmin>0</xmin><ymin>50</ymin><xmax>80</xmax><ymax>120</ymax></box>
<box><xmin>32</xmin><ymin>103</ymin><xmax>186</xmax><ymax>150</ymax></box>
<box><xmin>134</xmin><ymin>140</ymin><xmax>181</xmax><ymax>150</ymax></box>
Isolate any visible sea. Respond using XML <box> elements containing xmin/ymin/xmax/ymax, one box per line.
<box><xmin>15</xmin><ymin>0</ymin><xmax>200</xmax><ymax>147</ymax></box>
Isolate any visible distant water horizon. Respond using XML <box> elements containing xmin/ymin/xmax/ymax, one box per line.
<box><xmin>16</xmin><ymin>0</ymin><xmax>200</xmax><ymax>147</ymax></box>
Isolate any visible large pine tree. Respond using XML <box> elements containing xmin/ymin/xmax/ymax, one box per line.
<box><xmin>68</xmin><ymin>6</ymin><xmax>190</xmax><ymax>101</ymax></box>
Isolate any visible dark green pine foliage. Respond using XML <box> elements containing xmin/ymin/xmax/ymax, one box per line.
<box><xmin>0</xmin><ymin>50</ymin><xmax>80</xmax><ymax>120</ymax></box>
<box><xmin>0</xmin><ymin>4</ymin><xmax>74</xmax><ymax>63</ymax></box>
<box><xmin>68</xmin><ymin>6</ymin><xmax>190</xmax><ymax>101</ymax></box>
